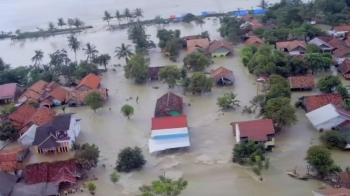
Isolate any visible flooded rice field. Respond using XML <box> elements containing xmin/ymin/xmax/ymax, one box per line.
<box><xmin>1</xmin><ymin>0</ymin><xmax>350</xmax><ymax>195</ymax></box>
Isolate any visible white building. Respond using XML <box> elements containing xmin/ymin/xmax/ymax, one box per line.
<box><xmin>306</xmin><ymin>103</ymin><xmax>350</xmax><ymax>131</ymax></box>
<box><xmin>18</xmin><ymin>124</ymin><xmax>38</xmax><ymax>147</ymax></box>
<box><xmin>148</xmin><ymin>116</ymin><xmax>190</xmax><ymax>153</ymax></box>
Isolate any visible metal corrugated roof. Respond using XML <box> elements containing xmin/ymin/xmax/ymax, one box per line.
<box><xmin>149</xmin><ymin>137</ymin><xmax>190</xmax><ymax>153</ymax></box>
<box><xmin>306</xmin><ymin>104</ymin><xmax>341</xmax><ymax>126</ymax></box>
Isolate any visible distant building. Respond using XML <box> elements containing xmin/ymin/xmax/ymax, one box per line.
<box><xmin>244</xmin><ymin>36</ymin><xmax>264</xmax><ymax>47</ymax></box>
<box><xmin>154</xmin><ymin>92</ymin><xmax>183</xmax><ymax>117</ymax></box>
<box><xmin>276</xmin><ymin>40</ymin><xmax>306</xmax><ymax>55</ymax></box>
<box><xmin>207</xmin><ymin>40</ymin><xmax>234</xmax><ymax>57</ymax></box>
<box><xmin>0</xmin><ymin>83</ymin><xmax>22</xmax><ymax>104</ymax></box>
<box><xmin>149</xmin><ymin>116</ymin><xmax>190</xmax><ymax>153</ymax></box>
<box><xmin>232</xmin><ymin>119</ymin><xmax>275</xmax><ymax>149</ymax></box>
<box><xmin>186</xmin><ymin>38</ymin><xmax>209</xmax><ymax>54</ymax></box>
<box><xmin>288</xmin><ymin>76</ymin><xmax>315</xmax><ymax>91</ymax></box>
<box><xmin>308</xmin><ymin>37</ymin><xmax>333</xmax><ymax>52</ymax></box>
<box><xmin>75</xmin><ymin>73</ymin><xmax>102</xmax><ymax>91</ymax></box>
<box><xmin>17</xmin><ymin>81</ymin><xmax>60</xmax><ymax>104</ymax></box>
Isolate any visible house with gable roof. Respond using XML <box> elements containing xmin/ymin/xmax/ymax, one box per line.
<box><xmin>0</xmin><ymin>83</ymin><xmax>22</xmax><ymax>104</ymax></box>
<box><xmin>207</xmin><ymin>40</ymin><xmax>234</xmax><ymax>57</ymax></box>
<box><xmin>66</xmin><ymin>88</ymin><xmax>108</xmax><ymax>107</ymax></box>
<box><xmin>7</xmin><ymin>103</ymin><xmax>37</xmax><ymax>127</ymax></box>
<box><xmin>337</xmin><ymin>58</ymin><xmax>350</xmax><ymax>79</ymax></box>
<box><xmin>211</xmin><ymin>67</ymin><xmax>234</xmax><ymax>86</ymax></box>
<box><xmin>75</xmin><ymin>73</ymin><xmax>102</xmax><ymax>91</ymax></box>
<box><xmin>299</xmin><ymin>93</ymin><xmax>343</xmax><ymax>112</ymax></box>
<box><xmin>155</xmin><ymin>92</ymin><xmax>183</xmax><ymax>117</ymax></box>
<box><xmin>276</xmin><ymin>40</ymin><xmax>306</xmax><ymax>55</ymax></box>
<box><xmin>186</xmin><ymin>38</ymin><xmax>209</xmax><ymax>54</ymax></box>
<box><xmin>244</xmin><ymin>36</ymin><xmax>265</xmax><ymax>46</ymax></box>
<box><xmin>17</xmin><ymin>81</ymin><xmax>61</xmax><ymax>104</ymax></box>
<box><xmin>0</xmin><ymin>147</ymin><xmax>29</xmax><ymax>172</ymax></box>
<box><xmin>19</xmin><ymin>107</ymin><xmax>57</xmax><ymax>134</ymax></box>
<box><xmin>288</xmin><ymin>75</ymin><xmax>315</xmax><ymax>91</ymax></box>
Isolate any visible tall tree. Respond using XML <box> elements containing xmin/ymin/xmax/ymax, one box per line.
<box><xmin>74</xmin><ymin>143</ymin><xmax>100</xmax><ymax>170</ymax></box>
<box><xmin>123</xmin><ymin>54</ymin><xmax>149</xmax><ymax>83</ymax></box>
<box><xmin>0</xmin><ymin>57</ymin><xmax>10</xmax><ymax>72</ymax></box>
<box><xmin>84</xmin><ymin>91</ymin><xmax>104</xmax><ymax>112</ymax></box>
<box><xmin>93</xmin><ymin>54</ymin><xmax>111</xmax><ymax>70</ymax></box>
<box><xmin>31</xmin><ymin>50</ymin><xmax>44</xmax><ymax>66</ymax></box>
<box><xmin>73</xmin><ymin>18</ymin><xmax>84</xmax><ymax>29</ymax></box>
<box><xmin>139</xmin><ymin>175</ymin><xmax>188</xmax><ymax>196</ymax></box>
<box><xmin>57</xmin><ymin>18</ymin><xmax>67</xmax><ymax>29</ymax></box>
<box><xmin>123</xmin><ymin>8</ymin><xmax>132</xmax><ymax>24</ymax></box>
<box><xmin>115</xmin><ymin>43</ymin><xmax>134</xmax><ymax>63</ymax></box>
<box><xmin>133</xmin><ymin>8</ymin><xmax>143</xmax><ymax>20</ymax></box>
<box><xmin>317</xmin><ymin>75</ymin><xmax>341</xmax><ymax>93</ymax></box>
<box><xmin>0</xmin><ymin>120</ymin><xmax>18</xmax><ymax>141</ymax></box>
<box><xmin>116</xmin><ymin>146</ymin><xmax>146</xmax><ymax>172</ymax></box>
<box><xmin>189</xmin><ymin>72</ymin><xmax>213</xmax><ymax>94</ymax></box>
<box><xmin>183</xmin><ymin>52</ymin><xmax>211</xmax><ymax>71</ymax></box>
<box><xmin>158</xmin><ymin>66</ymin><xmax>181</xmax><ymax>88</ymax></box>
<box><xmin>103</xmin><ymin>11</ymin><xmax>113</xmax><ymax>29</ymax></box>
<box><xmin>83</xmin><ymin>43</ymin><xmax>98</xmax><ymax>62</ymax></box>
<box><xmin>257</xmin><ymin>0</ymin><xmax>269</xmax><ymax>9</ymax></box>
<box><xmin>263</xmin><ymin>97</ymin><xmax>297</xmax><ymax>127</ymax></box>
<box><xmin>115</xmin><ymin>10</ymin><xmax>124</xmax><ymax>26</ymax></box>
<box><xmin>47</xmin><ymin>22</ymin><xmax>55</xmax><ymax>31</ymax></box>
<box><xmin>194</xmin><ymin>16</ymin><xmax>206</xmax><ymax>32</ymax></box>
<box><xmin>67</xmin><ymin>18</ymin><xmax>74</xmax><ymax>28</ymax></box>
<box><xmin>67</xmin><ymin>34</ymin><xmax>81</xmax><ymax>62</ymax></box>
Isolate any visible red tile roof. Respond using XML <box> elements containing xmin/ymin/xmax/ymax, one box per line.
<box><xmin>211</xmin><ymin>67</ymin><xmax>234</xmax><ymax>83</ymax></box>
<box><xmin>276</xmin><ymin>40</ymin><xmax>306</xmax><ymax>51</ymax></box>
<box><xmin>8</xmin><ymin>103</ymin><xmax>37</xmax><ymax>127</ymax></box>
<box><xmin>301</xmin><ymin>93</ymin><xmax>343</xmax><ymax>112</ymax></box>
<box><xmin>154</xmin><ymin>92</ymin><xmax>183</xmax><ymax>117</ymax></box>
<box><xmin>333</xmin><ymin>45</ymin><xmax>350</xmax><ymax>58</ymax></box>
<box><xmin>187</xmin><ymin>38</ymin><xmax>209</xmax><ymax>54</ymax></box>
<box><xmin>152</xmin><ymin>115</ymin><xmax>188</xmax><ymax>130</ymax></box>
<box><xmin>0</xmin><ymin>147</ymin><xmax>26</xmax><ymax>172</ymax></box>
<box><xmin>317</xmin><ymin>36</ymin><xmax>333</xmax><ymax>43</ymax></box>
<box><xmin>328</xmin><ymin>39</ymin><xmax>344</xmax><ymax>48</ymax></box>
<box><xmin>18</xmin><ymin>80</ymin><xmax>48</xmax><ymax>102</ymax></box>
<box><xmin>20</xmin><ymin>107</ymin><xmax>57</xmax><ymax>132</ymax></box>
<box><xmin>316</xmin><ymin>188</ymin><xmax>350</xmax><ymax>196</ymax></box>
<box><xmin>44</xmin><ymin>86</ymin><xmax>67</xmax><ymax>103</ymax></box>
<box><xmin>207</xmin><ymin>40</ymin><xmax>234</xmax><ymax>53</ymax></box>
<box><xmin>288</xmin><ymin>76</ymin><xmax>315</xmax><ymax>89</ymax></box>
<box><xmin>232</xmin><ymin>119</ymin><xmax>275</xmax><ymax>141</ymax></box>
<box><xmin>25</xmin><ymin>159</ymin><xmax>77</xmax><ymax>184</ymax></box>
<box><xmin>66</xmin><ymin>88</ymin><xmax>108</xmax><ymax>103</ymax></box>
<box><xmin>245</xmin><ymin>36</ymin><xmax>264</xmax><ymax>46</ymax></box>
<box><xmin>334</xmin><ymin>25</ymin><xmax>350</xmax><ymax>32</ymax></box>
<box><xmin>0</xmin><ymin>83</ymin><xmax>17</xmax><ymax>100</ymax></box>
<box><xmin>338</xmin><ymin>58</ymin><xmax>350</xmax><ymax>75</ymax></box>
<box><xmin>75</xmin><ymin>73</ymin><xmax>101</xmax><ymax>90</ymax></box>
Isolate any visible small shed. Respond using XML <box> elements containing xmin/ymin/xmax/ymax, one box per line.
<box><xmin>211</xmin><ymin>67</ymin><xmax>234</xmax><ymax>86</ymax></box>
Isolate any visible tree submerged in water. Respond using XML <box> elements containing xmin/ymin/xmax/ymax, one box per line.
<box><xmin>84</xmin><ymin>91</ymin><xmax>105</xmax><ymax>112</ymax></box>
<box><xmin>116</xmin><ymin>146</ymin><xmax>146</xmax><ymax>172</ymax></box>
<box><xmin>74</xmin><ymin>143</ymin><xmax>100</xmax><ymax>171</ymax></box>
<box><xmin>217</xmin><ymin>92</ymin><xmax>241</xmax><ymax>110</ymax></box>
<box><xmin>139</xmin><ymin>175</ymin><xmax>188</xmax><ymax>196</ymax></box>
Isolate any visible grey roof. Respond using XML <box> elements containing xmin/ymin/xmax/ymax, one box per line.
<box><xmin>0</xmin><ymin>171</ymin><xmax>19</xmax><ymax>196</ymax></box>
<box><xmin>32</xmin><ymin>114</ymin><xmax>72</xmax><ymax>148</ymax></box>
<box><xmin>10</xmin><ymin>181</ymin><xmax>58</xmax><ymax>196</ymax></box>
<box><xmin>308</xmin><ymin>38</ymin><xmax>333</xmax><ymax>49</ymax></box>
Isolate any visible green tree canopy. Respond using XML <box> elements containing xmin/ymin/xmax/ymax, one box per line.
<box><xmin>305</xmin><ymin>145</ymin><xmax>341</xmax><ymax>178</ymax></box>
<box><xmin>217</xmin><ymin>92</ymin><xmax>241</xmax><ymax>110</ymax></box>
<box><xmin>88</xmin><ymin>182</ymin><xmax>96</xmax><ymax>193</ymax></box>
<box><xmin>1</xmin><ymin>103</ymin><xmax>17</xmax><ymax>115</ymax></box>
<box><xmin>232</xmin><ymin>141</ymin><xmax>266</xmax><ymax>165</ymax></box>
<box><xmin>110</xmin><ymin>172</ymin><xmax>121</xmax><ymax>184</ymax></box>
<box><xmin>158</xmin><ymin>66</ymin><xmax>181</xmax><ymax>88</ymax></box>
<box><xmin>124</xmin><ymin>54</ymin><xmax>149</xmax><ymax>83</ymax></box>
<box><xmin>84</xmin><ymin>91</ymin><xmax>104</xmax><ymax>112</ymax></box>
<box><xmin>320</xmin><ymin>131</ymin><xmax>349</xmax><ymax>149</ymax></box>
<box><xmin>304</xmin><ymin>53</ymin><xmax>332</xmax><ymax>73</ymax></box>
<box><xmin>183</xmin><ymin>52</ymin><xmax>211</xmax><ymax>71</ymax></box>
<box><xmin>0</xmin><ymin>120</ymin><xmax>18</xmax><ymax>141</ymax></box>
<box><xmin>316</xmin><ymin>75</ymin><xmax>341</xmax><ymax>93</ymax></box>
<box><xmin>139</xmin><ymin>175</ymin><xmax>188</xmax><ymax>196</ymax></box>
<box><xmin>263</xmin><ymin>97</ymin><xmax>297</xmax><ymax>127</ymax></box>
<box><xmin>74</xmin><ymin>143</ymin><xmax>100</xmax><ymax>170</ymax></box>
<box><xmin>93</xmin><ymin>53</ymin><xmax>111</xmax><ymax>70</ymax></box>
<box><xmin>306</xmin><ymin>43</ymin><xmax>321</xmax><ymax>53</ymax></box>
<box><xmin>337</xmin><ymin>85</ymin><xmax>349</xmax><ymax>99</ymax></box>
<box><xmin>121</xmin><ymin>104</ymin><xmax>134</xmax><ymax>119</ymax></box>
<box><xmin>116</xmin><ymin>146</ymin><xmax>146</xmax><ymax>172</ymax></box>
<box><xmin>189</xmin><ymin>72</ymin><xmax>213</xmax><ymax>94</ymax></box>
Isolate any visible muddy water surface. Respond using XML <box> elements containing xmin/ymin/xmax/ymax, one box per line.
<box><xmin>1</xmin><ymin>0</ymin><xmax>350</xmax><ymax>195</ymax></box>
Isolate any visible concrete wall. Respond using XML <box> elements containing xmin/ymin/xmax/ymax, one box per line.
<box><xmin>235</xmin><ymin>124</ymin><xmax>240</xmax><ymax>143</ymax></box>
<box><xmin>316</xmin><ymin>116</ymin><xmax>347</xmax><ymax>131</ymax></box>
<box><xmin>212</xmin><ymin>52</ymin><xmax>229</xmax><ymax>57</ymax></box>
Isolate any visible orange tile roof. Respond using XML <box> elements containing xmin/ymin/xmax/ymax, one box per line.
<box><xmin>288</xmin><ymin>76</ymin><xmax>315</xmax><ymax>89</ymax></box>
<box><xmin>245</xmin><ymin>36</ymin><xmax>264</xmax><ymax>46</ymax></box>
<box><xmin>18</xmin><ymin>80</ymin><xmax>48</xmax><ymax>101</ymax></box>
<box><xmin>211</xmin><ymin>67</ymin><xmax>234</xmax><ymax>83</ymax></box>
<box><xmin>302</xmin><ymin>93</ymin><xmax>343</xmax><ymax>112</ymax></box>
<box><xmin>66</xmin><ymin>88</ymin><xmax>108</xmax><ymax>103</ymax></box>
<box><xmin>232</xmin><ymin>119</ymin><xmax>275</xmax><ymax>141</ymax></box>
<box><xmin>333</xmin><ymin>45</ymin><xmax>350</xmax><ymax>58</ymax></box>
<box><xmin>328</xmin><ymin>39</ymin><xmax>344</xmax><ymax>48</ymax></box>
<box><xmin>334</xmin><ymin>25</ymin><xmax>350</xmax><ymax>32</ymax></box>
<box><xmin>316</xmin><ymin>188</ymin><xmax>350</xmax><ymax>196</ymax></box>
<box><xmin>44</xmin><ymin>86</ymin><xmax>67</xmax><ymax>102</ymax></box>
<box><xmin>186</xmin><ymin>38</ymin><xmax>209</xmax><ymax>54</ymax></box>
<box><xmin>338</xmin><ymin>58</ymin><xmax>350</xmax><ymax>75</ymax></box>
<box><xmin>276</xmin><ymin>40</ymin><xmax>306</xmax><ymax>51</ymax></box>
<box><xmin>75</xmin><ymin>73</ymin><xmax>102</xmax><ymax>90</ymax></box>
<box><xmin>8</xmin><ymin>103</ymin><xmax>37</xmax><ymax>127</ymax></box>
<box><xmin>20</xmin><ymin>107</ymin><xmax>57</xmax><ymax>132</ymax></box>
<box><xmin>207</xmin><ymin>40</ymin><xmax>234</xmax><ymax>53</ymax></box>
<box><xmin>47</xmin><ymin>81</ymin><xmax>60</xmax><ymax>90</ymax></box>
<box><xmin>0</xmin><ymin>147</ymin><xmax>26</xmax><ymax>172</ymax></box>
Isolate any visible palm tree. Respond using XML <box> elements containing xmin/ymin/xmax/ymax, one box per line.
<box><xmin>15</xmin><ymin>29</ymin><xmax>21</xmax><ymax>36</ymax></box>
<box><xmin>133</xmin><ymin>8</ymin><xmax>143</xmax><ymax>20</ymax></box>
<box><xmin>257</xmin><ymin>0</ymin><xmax>269</xmax><ymax>9</ymax></box>
<box><xmin>31</xmin><ymin>50</ymin><xmax>44</xmax><ymax>66</ymax></box>
<box><xmin>83</xmin><ymin>43</ymin><xmax>99</xmax><ymax>61</ymax></box>
<box><xmin>115</xmin><ymin>10</ymin><xmax>124</xmax><ymax>26</ymax></box>
<box><xmin>123</xmin><ymin>8</ymin><xmax>132</xmax><ymax>25</ymax></box>
<box><xmin>94</xmin><ymin>54</ymin><xmax>111</xmax><ymax>70</ymax></box>
<box><xmin>114</xmin><ymin>43</ymin><xmax>133</xmax><ymax>63</ymax></box>
<box><xmin>48</xmin><ymin>22</ymin><xmax>56</xmax><ymax>32</ymax></box>
<box><xmin>73</xmin><ymin>18</ymin><xmax>83</xmax><ymax>29</ymax></box>
<box><xmin>57</xmin><ymin>18</ymin><xmax>67</xmax><ymax>29</ymax></box>
<box><xmin>194</xmin><ymin>16</ymin><xmax>205</xmax><ymax>32</ymax></box>
<box><xmin>67</xmin><ymin>34</ymin><xmax>81</xmax><ymax>62</ymax></box>
<box><xmin>67</xmin><ymin>18</ymin><xmax>74</xmax><ymax>28</ymax></box>
<box><xmin>103</xmin><ymin>11</ymin><xmax>113</xmax><ymax>29</ymax></box>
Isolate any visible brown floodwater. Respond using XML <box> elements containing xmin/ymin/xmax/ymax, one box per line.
<box><xmin>1</xmin><ymin>0</ymin><xmax>350</xmax><ymax>195</ymax></box>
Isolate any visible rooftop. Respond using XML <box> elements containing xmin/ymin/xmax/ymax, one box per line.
<box><xmin>306</xmin><ymin>103</ymin><xmax>350</xmax><ymax>127</ymax></box>
<box><xmin>0</xmin><ymin>147</ymin><xmax>28</xmax><ymax>172</ymax></box>
<box><xmin>43</xmin><ymin>86</ymin><xmax>67</xmax><ymax>102</ymax></box>
<box><xmin>8</xmin><ymin>103</ymin><xmax>37</xmax><ymax>127</ymax></box>
<box><xmin>66</xmin><ymin>88</ymin><xmax>108</xmax><ymax>103</ymax></box>
<box><xmin>75</xmin><ymin>73</ymin><xmax>102</xmax><ymax>90</ymax></box>
<box><xmin>334</xmin><ymin>25</ymin><xmax>350</xmax><ymax>32</ymax></box>
<box><xmin>232</xmin><ymin>119</ymin><xmax>275</xmax><ymax>141</ymax></box>
<box><xmin>338</xmin><ymin>58</ymin><xmax>350</xmax><ymax>74</ymax></box>
<box><xmin>0</xmin><ymin>83</ymin><xmax>17</xmax><ymax>100</ymax></box>
<box><xmin>333</xmin><ymin>45</ymin><xmax>350</xmax><ymax>58</ymax></box>
<box><xmin>152</xmin><ymin>115</ymin><xmax>188</xmax><ymax>130</ymax></box>
<box><xmin>244</xmin><ymin>36</ymin><xmax>264</xmax><ymax>46</ymax></box>
<box><xmin>20</xmin><ymin>107</ymin><xmax>57</xmax><ymax>132</ymax></box>
<box><xmin>186</xmin><ymin>38</ymin><xmax>209</xmax><ymax>54</ymax></box>
<box><xmin>288</xmin><ymin>75</ymin><xmax>315</xmax><ymax>89</ymax></box>
<box><xmin>211</xmin><ymin>67</ymin><xmax>234</xmax><ymax>83</ymax></box>
<box><xmin>207</xmin><ymin>40</ymin><xmax>234</xmax><ymax>53</ymax></box>
<box><xmin>300</xmin><ymin>93</ymin><xmax>343</xmax><ymax>112</ymax></box>
<box><xmin>328</xmin><ymin>39</ymin><xmax>345</xmax><ymax>48</ymax></box>
<box><xmin>154</xmin><ymin>92</ymin><xmax>183</xmax><ymax>117</ymax></box>
<box><xmin>148</xmin><ymin>66</ymin><xmax>164</xmax><ymax>79</ymax></box>
<box><xmin>17</xmin><ymin>80</ymin><xmax>48</xmax><ymax>101</ymax></box>
<box><xmin>317</xmin><ymin>36</ymin><xmax>333</xmax><ymax>43</ymax></box>
<box><xmin>241</xmin><ymin>14</ymin><xmax>253</xmax><ymax>21</ymax></box>
<box><xmin>276</xmin><ymin>40</ymin><xmax>306</xmax><ymax>51</ymax></box>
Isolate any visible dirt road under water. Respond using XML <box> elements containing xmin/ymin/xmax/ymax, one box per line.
<box><xmin>1</xmin><ymin>0</ymin><xmax>350</xmax><ymax>195</ymax></box>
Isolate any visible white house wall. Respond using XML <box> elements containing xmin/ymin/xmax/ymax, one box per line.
<box><xmin>67</xmin><ymin>114</ymin><xmax>81</xmax><ymax>147</ymax></box>
<box><xmin>315</xmin><ymin>116</ymin><xmax>347</xmax><ymax>131</ymax></box>
<box><xmin>235</xmin><ymin>124</ymin><xmax>240</xmax><ymax>143</ymax></box>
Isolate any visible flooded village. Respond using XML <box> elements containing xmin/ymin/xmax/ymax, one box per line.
<box><xmin>2</xmin><ymin>0</ymin><xmax>350</xmax><ymax>195</ymax></box>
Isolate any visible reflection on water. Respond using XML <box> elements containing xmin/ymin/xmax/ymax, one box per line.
<box><xmin>1</xmin><ymin>2</ymin><xmax>350</xmax><ymax>195</ymax></box>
